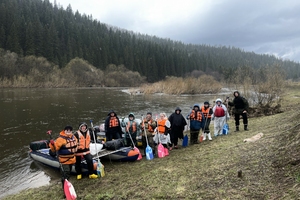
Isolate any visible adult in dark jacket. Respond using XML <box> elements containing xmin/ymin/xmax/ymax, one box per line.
<box><xmin>226</xmin><ymin>91</ymin><xmax>249</xmax><ymax>131</ymax></box>
<box><xmin>168</xmin><ymin>107</ymin><xmax>187</xmax><ymax>149</ymax></box>
<box><xmin>105</xmin><ymin>110</ymin><xmax>122</xmax><ymax>141</ymax></box>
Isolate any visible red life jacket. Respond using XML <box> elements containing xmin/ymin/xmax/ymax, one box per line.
<box><xmin>214</xmin><ymin>106</ymin><xmax>225</xmax><ymax>117</ymax></box>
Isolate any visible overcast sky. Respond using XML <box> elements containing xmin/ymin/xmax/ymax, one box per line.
<box><xmin>50</xmin><ymin>0</ymin><xmax>300</xmax><ymax>63</ymax></box>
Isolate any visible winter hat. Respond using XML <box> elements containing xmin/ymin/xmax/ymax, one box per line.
<box><xmin>64</xmin><ymin>125</ymin><xmax>73</xmax><ymax>131</ymax></box>
<box><xmin>147</xmin><ymin>112</ymin><xmax>152</xmax><ymax>116</ymax></box>
<box><xmin>204</xmin><ymin>101</ymin><xmax>209</xmax><ymax>105</ymax></box>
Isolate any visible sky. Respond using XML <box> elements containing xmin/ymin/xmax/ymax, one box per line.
<box><xmin>50</xmin><ymin>0</ymin><xmax>300</xmax><ymax>63</ymax></box>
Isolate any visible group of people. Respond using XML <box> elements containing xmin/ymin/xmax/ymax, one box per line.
<box><xmin>104</xmin><ymin>90</ymin><xmax>249</xmax><ymax>156</ymax></box>
<box><xmin>49</xmin><ymin>122</ymin><xmax>99</xmax><ymax>194</ymax></box>
<box><xmin>48</xmin><ymin>90</ymin><xmax>249</xmax><ymax>195</ymax></box>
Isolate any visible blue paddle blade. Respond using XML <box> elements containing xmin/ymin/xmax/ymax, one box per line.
<box><xmin>222</xmin><ymin>123</ymin><xmax>229</xmax><ymax>135</ymax></box>
<box><xmin>182</xmin><ymin>134</ymin><xmax>188</xmax><ymax>147</ymax></box>
<box><xmin>146</xmin><ymin>145</ymin><xmax>153</xmax><ymax>160</ymax></box>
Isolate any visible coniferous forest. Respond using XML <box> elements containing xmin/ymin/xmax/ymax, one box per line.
<box><xmin>0</xmin><ymin>0</ymin><xmax>300</xmax><ymax>85</ymax></box>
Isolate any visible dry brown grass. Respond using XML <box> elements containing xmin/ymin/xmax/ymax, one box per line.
<box><xmin>140</xmin><ymin>75</ymin><xmax>222</xmax><ymax>95</ymax></box>
<box><xmin>4</xmin><ymin>83</ymin><xmax>300</xmax><ymax>200</ymax></box>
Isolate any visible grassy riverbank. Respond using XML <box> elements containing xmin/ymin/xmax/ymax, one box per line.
<box><xmin>4</xmin><ymin>83</ymin><xmax>300</xmax><ymax>200</ymax></box>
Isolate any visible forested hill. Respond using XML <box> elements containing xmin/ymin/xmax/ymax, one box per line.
<box><xmin>1</xmin><ymin>0</ymin><xmax>300</xmax><ymax>82</ymax></box>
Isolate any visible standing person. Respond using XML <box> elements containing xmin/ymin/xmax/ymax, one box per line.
<box><xmin>188</xmin><ymin>104</ymin><xmax>203</xmax><ymax>144</ymax></box>
<box><xmin>211</xmin><ymin>99</ymin><xmax>230</xmax><ymax>136</ymax></box>
<box><xmin>105</xmin><ymin>110</ymin><xmax>122</xmax><ymax>141</ymax></box>
<box><xmin>124</xmin><ymin>113</ymin><xmax>138</xmax><ymax>147</ymax></box>
<box><xmin>140</xmin><ymin>112</ymin><xmax>157</xmax><ymax>156</ymax></box>
<box><xmin>74</xmin><ymin>122</ymin><xmax>98</xmax><ymax>180</ymax></box>
<box><xmin>49</xmin><ymin>126</ymin><xmax>78</xmax><ymax>192</ymax></box>
<box><xmin>226</xmin><ymin>91</ymin><xmax>249</xmax><ymax>131</ymax></box>
<box><xmin>201</xmin><ymin>101</ymin><xmax>213</xmax><ymax>141</ymax></box>
<box><xmin>154</xmin><ymin>113</ymin><xmax>172</xmax><ymax>149</ymax></box>
<box><xmin>168</xmin><ymin>107</ymin><xmax>187</xmax><ymax>149</ymax></box>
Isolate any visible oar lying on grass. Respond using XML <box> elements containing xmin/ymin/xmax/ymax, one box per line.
<box><xmin>47</xmin><ymin>130</ymin><xmax>77</xmax><ymax>200</ymax></box>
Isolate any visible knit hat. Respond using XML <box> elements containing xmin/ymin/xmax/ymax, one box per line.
<box><xmin>204</xmin><ymin>101</ymin><xmax>209</xmax><ymax>105</ymax></box>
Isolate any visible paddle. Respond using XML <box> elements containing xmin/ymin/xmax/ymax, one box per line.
<box><xmin>90</xmin><ymin>120</ymin><xmax>105</xmax><ymax>177</ymax></box>
<box><xmin>201</xmin><ymin>113</ymin><xmax>209</xmax><ymax>142</ymax></box>
<box><xmin>142</xmin><ymin>115</ymin><xmax>154</xmax><ymax>160</ymax></box>
<box><xmin>47</xmin><ymin>130</ymin><xmax>77</xmax><ymax>200</ymax></box>
<box><xmin>126</xmin><ymin>125</ymin><xmax>142</xmax><ymax>160</ymax></box>
<box><xmin>222</xmin><ymin>97</ymin><xmax>230</xmax><ymax>135</ymax></box>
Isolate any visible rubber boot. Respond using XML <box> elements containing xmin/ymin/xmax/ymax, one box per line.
<box><xmin>234</xmin><ymin>126</ymin><xmax>239</xmax><ymax>132</ymax></box>
<box><xmin>194</xmin><ymin>132</ymin><xmax>200</xmax><ymax>144</ymax></box>
<box><xmin>203</xmin><ymin>133</ymin><xmax>207</xmax><ymax>141</ymax></box>
<box><xmin>89</xmin><ymin>174</ymin><xmax>98</xmax><ymax>179</ymax></box>
<box><xmin>208</xmin><ymin>133</ymin><xmax>212</xmax><ymax>141</ymax></box>
<box><xmin>244</xmin><ymin>125</ymin><xmax>249</xmax><ymax>131</ymax></box>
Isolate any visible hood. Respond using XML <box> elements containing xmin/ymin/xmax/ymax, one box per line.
<box><xmin>193</xmin><ymin>104</ymin><xmax>200</xmax><ymax>109</ymax></box>
<box><xmin>175</xmin><ymin>107</ymin><xmax>181</xmax><ymax>112</ymax></box>
<box><xmin>78</xmin><ymin>122</ymin><xmax>88</xmax><ymax>132</ymax></box>
<box><xmin>128</xmin><ymin>112</ymin><xmax>135</xmax><ymax>119</ymax></box>
<box><xmin>233</xmin><ymin>91</ymin><xmax>240</xmax><ymax>97</ymax></box>
<box><xmin>215</xmin><ymin>98</ymin><xmax>222</xmax><ymax>104</ymax></box>
<box><xmin>107</xmin><ymin>110</ymin><xmax>117</xmax><ymax>116</ymax></box>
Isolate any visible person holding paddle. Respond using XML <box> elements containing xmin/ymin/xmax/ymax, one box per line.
<box><xmin>140</xmin><ymin>112</ymin><xmax>156</xmax><ymax>157</ymax></box>
<box><xmin>49</xmin><ymin>125</ymin><xmax>78</xmax><ymax>197</ymax></box>
<box><xmin>124</xmin><ymin>113</ymin><xmax>138</xmax><ymax>147</ymax></box>
<box><xmin>154</xmin><ymin>113</ymin><xmax>172</xmax><ymax>150</ymax></box>
<box><xmin>201</xmin><ymin>101</ymin><xmax>213</xmax><ymax>141</ymax></box>
<box><xmin>74</xmin><ymin>122</ymin><xmax>98</xmax><ymax>180</ymax></box>
<box><xmin>187</xmin><ymin>104</ymin><xmax>203</xmax><ymax>144</ymax></box>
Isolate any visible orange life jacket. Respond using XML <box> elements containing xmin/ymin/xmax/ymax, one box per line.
<box><xmin>214</xmin><ymin>106</ymin><xmax>225</xmax><ymax>117</ymax></box>
<box><xmin>75</xmin><ymin>130</ymin><xmax>91</xmax><ymax>156</ymax></box>
<box><xmin>157</xmin><ymin>119</ymin><xmax>167</xmax><ymax>134</ymax></box>
<box><xmin>190</xmin><ymin>110</ymin><xmax>202</xmax><ymax>122</ymax></box>
<box><xmin>56</xmin><ymin>134</ymin><xmax>77</xmax><ymax>164</ymax></box>
<box><xmin>201</xmin><ymin>106</ymin><xmax>211</xmax><ymax>119</ymax></box>
<box><xmin>142</xmin><ymin>119</ymin><xmax>154</xmax><ymax>132</ymax></box>
<box><xmin>126</xmin><ymin>120</ymin><xmax>137</xmax><ymax>133</ymax></box>
<box><xmin>109</xmin><ymin>116</ymin><xmax>119</xmax><ymax>128</ymax></box>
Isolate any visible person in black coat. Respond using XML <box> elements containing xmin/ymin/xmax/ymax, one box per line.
<box><xmin>226</xmin><ymin>91</ymin><xmax>249</xmax><ymax>131</ymax></box>
<box><xmin>105</xmin><ymin>110</ymin><xmax>122</xmax><ymax>141</ymax></box>
<box><xmin>168</xmin><ymin>107</ymin><xmax>187</xmax><ymax>149</ymax></box>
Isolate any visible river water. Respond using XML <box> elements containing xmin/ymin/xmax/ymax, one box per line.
<box><xmin>0</xmin><ymin>87</ymin><xmax>228</xmax><ymax>198</ymax></box>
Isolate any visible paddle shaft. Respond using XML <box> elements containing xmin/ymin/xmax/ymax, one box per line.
<box><xmin>90</xmin><ymin>120</ymin><xmax>101</xmax><ymax>168</ymax></box>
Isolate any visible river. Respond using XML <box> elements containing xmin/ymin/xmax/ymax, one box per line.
<box><xmin>0</xmin><ymin>87</ymin><xmax>228</xmax><ymax>198</ymax></box>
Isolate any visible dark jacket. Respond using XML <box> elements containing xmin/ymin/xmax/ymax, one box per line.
<box><xmin>228</xmin><ymin>91</ymin><xmax>249</xmax><ymax>114</ymax></box>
